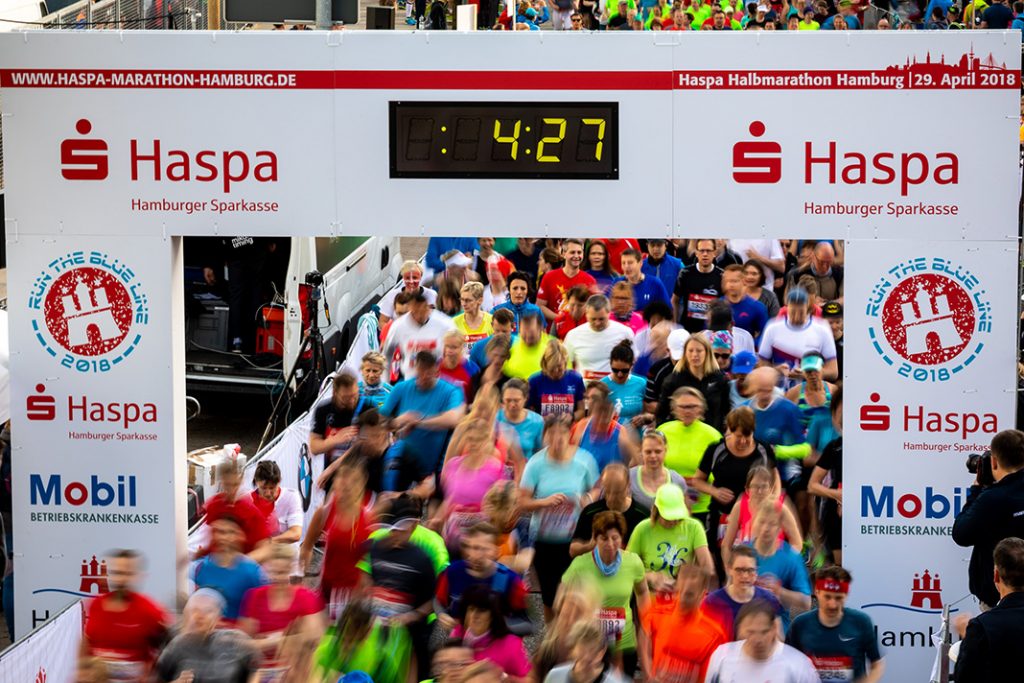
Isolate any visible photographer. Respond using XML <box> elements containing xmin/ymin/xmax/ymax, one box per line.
<box><xmin>952</xmin><ymin>429</ymin><xmax>1024</xmax><ymax>609</ymax></box>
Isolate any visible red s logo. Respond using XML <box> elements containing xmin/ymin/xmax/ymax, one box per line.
<box><xmin>860</xmin><ymin>392</ymin><xmax>891</xmax><ymax>431</ymax></box>
<box><xmin>61</xmin><ymin>119</ymin><xmax>108</xmax><ymax>181</ymax></box>
<box><xmin>26</xmin><ymin>384</ymin><xmax>56</xmax><ymax>421</ymax></box>
<box><xmin>732</xmin><ymin>121</ymin><xmax>782</xmax><ymax>184</ymax></box>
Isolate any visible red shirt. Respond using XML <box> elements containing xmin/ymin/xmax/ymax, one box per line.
<box><xmin>321</xmin><ymin>499</ymin><xmax>375</xmax><ymax>595</ymax></box>
<box><xmin>85</xmin><ymin>592</ymin><xmax>169</xmax><ymax>666</ymax></box>
<box><xmin>596</xmin><ymin>239</ymin><xmax>640</xmax><ymax>273</ymax></box>
<box><xmin>239</xmin><ymin>585</ymin><xmax>324</xmax><ymax>635</ymax></box>
<box><xmin>440</xmin><ymin>360</ymin><xmax>478</xmax><ymax>403</ymax></box>
<box><xmin>642</xmin><ymin>600</ymin><xmax>728</xmax><ymax>683</ymax></box>
<box><xmin>552</xmin><ymin>310</ymin><xmax>586</xmax><ymax>340</ymax></box>
<box><xmin>203</xmin><ymin>493</ymin><xmax>271</xmax><ymax>553</ymax></box>
<box><xmin>537</xmin><ymin>269</ymin><xmax>596</xmax><ymax>313</ymax></box>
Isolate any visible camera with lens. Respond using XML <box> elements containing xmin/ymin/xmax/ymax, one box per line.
<box><xmin>304</xmin><ymin>270</ymin><xmax>324</xmax><ymax>287</ymax></box>
<box><xmin>966</xmin><ymin>449</ymin><xmax>996</xmax><ymax>488</ymax></box>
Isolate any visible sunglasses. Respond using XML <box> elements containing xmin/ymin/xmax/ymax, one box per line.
<box><xmin>611</xmin><ymin>367</ymin><xmax>631</xmax><ymax>375</ymax></box>
<box><xmin>713</xmin><ymin>353</ymin><xmax>731</xmax><ymax>360</ymax></box>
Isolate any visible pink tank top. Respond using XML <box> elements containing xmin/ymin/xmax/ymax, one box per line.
<box><xmin>736</xmin><ymin>493</ymin><xmax>788</xmax><ymax>545</ymax></box>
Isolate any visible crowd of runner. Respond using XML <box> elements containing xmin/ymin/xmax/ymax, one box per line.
<box><xmin>80</xmin><ymin>237</ymin><xmax>886</xmax><ymax>683</ymax></box>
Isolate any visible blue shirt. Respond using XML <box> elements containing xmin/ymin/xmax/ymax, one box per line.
<box><xmin>191</xmin><ymin>555</ymin><xmax>267</xmax><ymax>620</ymax></box>
<box><xmin>528</xmin><ymin>371</ymin><xmax>585</xmax><ymax>418</ymax></box>
<box><xmin>498</xmin><ymin>409</ymin><xmax>545</xmax><ymax>458</ymax></box>
<box><xmin>704</xmin><ymin>586</ymin><xmax>785</xmax><ymax>639</ymax></box>
<box><xmin>807</xmin><ymin>412</ymin><xmax>840</xmax><ymax>454</ymax></box>
<box><xmin>601</xmin><ymin>374</ymin><xmax>647</xmax><ymax>421</ymax></box>
<box><xmin>822</xmin><ymin>13</ymin><xmax>861</xmax><ymax>29</ymax></box>
<box><xmin>521</xmin><ymin>447</ymin><xmax>600</xmax><ymax>542</ymax></box>
<box><xmin>613</xmin><ymin>275</ymin><xmax>671</xmax><ymax>311</ymax></box>
<box><xmin>359</xmin><ymin>380</ymin><xmax>393</xmax><ymax>410</ymax></box>
<box><xmin>426</xmin><ymin>237</ymin><xmax>479</xmax><ymax>275</ymax></box>
<box><xmin>492</xmin><ymin>300</ymin><xmax>543</xmax><ymax>332</ymax></box>
<box><xmin>381</xmin><ymin>378</ymin><xmax>464</xmax><ymax>474</ymax></box>
<box><xmin>787</xmin><ymin>608</ymin><xmax>882</xmax><ymax>680</ymax></box>
<box><xmin>728</xmin><ymin>295</ymin><xmax>768</xmax><ymax>341</ymax></box>
<box><xmin>642</xmin><ymin>254</ymin><xmax>684</xmax><ymax>299</ymax></box>
<box><xmin>751</xmin><ymin>542</ymin><xmax>812</xmax><ymax>631</ymax></box>
<box><xmin>745</xmin><ymin>397</ymin><xmax>806</xmax><ymax>447</ymax></box>
<box><xmin>587</xmin><ymin>270</ymin><xmax>617</xmax><ymax>296</ymax></box>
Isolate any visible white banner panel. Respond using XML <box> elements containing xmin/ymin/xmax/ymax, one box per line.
<box><xmin>0</xmin><ymin>602</ymin><xmax>81</xmax><ymax>683</ymax></box>
<box><xmin>7</xmin><ymin>235</ymin><xmax>183</xmax><ymax>636</ymax></box>
<box><xmin>0</xmin><ymin>31</ymin><xmax>1018</xmax><ymax>238</ymax></box>
<box><xmin>843</xmin><ymin>239</ymin><xmax>1019</xmax><ymax>681</ymax></box>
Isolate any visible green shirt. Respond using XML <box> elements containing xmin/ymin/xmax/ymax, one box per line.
<box><xmin>657</xmin><ymin>420</ymin><xmax>722</xmax><ymax>514</ymax></box>
<box><xmin>361</xmin><ymin>525</ymin><xmax>450</xmax><ymax>576</ymax></box>
<box><xmin>562</xmin><ymin>550</ymin><xmax>646</xmax><ymax>652</ymax></box>
<box><xmin>504</xmin><ymin>333</ymin><xmax>552</xmax><ymax>380</ymax></box>
<box><xmin>626</xmin><ymin>518</ymin><xmax>708</xmax><ymax>579</ymax></box>
<box><xmin>314</xmin><ymin>620</ymin><xmax>411</xmax><ymax>683</ymax></box>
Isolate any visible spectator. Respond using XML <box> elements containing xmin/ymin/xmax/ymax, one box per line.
<box><xmin>528</xmin><ymin>339</ymin><xmax>586</xmax><ymax>418</ymax></box>
<box><xmin>672</xmin><ymin>238</ymin><xmax>724</xmax><ymax>333</ymax></box>
<box><xmin>571</xmin><ymin>463</ymin><xmax>651</xmax><ymax>558</ymax></box>
<box><xmin>156</xmin><ymin>590</ymin><xmax>258</xmax><ymax>683</ymax></box>
<box><xmin>703</xmin><ymin>547</ymin><xmax>785</xmax><ymax>640</ymax></box>
<box><xmin>601</xmin><ymin>340</ymin><xmax>648</xmax><ymax>426</ymax></box>
<box><xmin>378</xmin><ymin>260</ymin><xmax>437</xmax><ymax>327</ymax></box>
<box><xmin>571</xmin><ymin>381</ymin><xmax>640</xmax><ymax>471</ymax></box>
<box><xmin>655</xmin><ymin>387</ymin><xmax>723</xmax><ymax>527</ymax></box>
<box><xmin>821</xmin><ymin>301</ymin><xmax>844</xmax><ymax>379</ymax></box>
<box><xmin>551</xmin><ymin>285</ymin><xmax>591</xmax><ymax>340</ymax></box>
<box><xmin>382</xmin><ymin>291</ymin><xmax>457</xmax><ymax>380</ymax></box>
<box><xmin>788</xmin><ymin>566</ymin><xmax>886</xmax><ymax>683</ymax></box>
<box><xmin>954</xmin><ymin>537</ymin><xmax>1024</xmax><ymax>682</ymax></box>
<box><xmin>721</xmin><ymin>264</ymin><xmax>769</xmax><ymax>342</ymax></box>
<box><xmin>758</xmin><ymin>287</ymin><xmax>838</xmax><ymax>383</ymax></box>
<box><xmin>743</xmin><ymin>260</ymin><xmax>781</xmax><ymax>317</ymax></box>
<box><xmin>722</xmin><ymin>466</ymin><xmax>802</xmax><ymax>565</ymax></box>
<box><xmin>543</xmin><ymin>620</ymin><xmax>631</xmax><ymax>683</ymax></box>
<box><xmin>492</xmin><ymin>271</ymin><xmax>544</xmax><ymax>332</ymax></box>
<box><xmin>454</xmin><ymin>282</ymin><xmax>494</xmax><ymax>346</ymax></box>
<box><xmin>249</xmin><ymin>461</ymin><xmax>303</xmax><ymax>574</ymax></box>
<box><xmin>615</xmin><ymin>248</ymin><xmax>671</xmax><ymax>310</ymax></box>
<box><xmin>537</xmin><ymin>239</ymin><xmax>596</xmax><ymax>321</ymax></box>
<box><xmin>564</xmin><ymin>295</ymin><xmax>635</xmax><ymax>380</ymax></box>
<box><xmin>982</xmin><ymin>0</ymin><xmax>1015</xmax><ymax>26</ymax></box>
<box><xmin>798</xmin><ymin>6</ymin><xmax>820</xmax><ymax>28</ymax></box>
<box><xmin>705</xmin><ymin>599</ymin><xmax>818</xmax><ymax>682</ymax></box>
<box><xmin>84</xmin><ymin>550</ymin><xmax>170</xmax><ymax>680</ymax></box>
<box><xmin>748</xmin><ymin>499</ymin><xmax>812</xmax><ymax>630</ymax></box>
<box><xmin>520</xmin><ymin>413</ymin><xmax>600</xmax><ymax>620</ymax></box>
<box><xmin>570</xmin><ymin>10</ymin><xmax>585</xmax><ymax>27</ymax></box>
<box><xmin>561</xmin><ymin>511</ymin><xmax>650</xmax><ymax>676</ymax></box>
<box><xmin>629</xmin><ymin>427</ymin><xmax>689</xmax><ymax>511</ymax></box>
<box><xmin>627</xmin><ymin>483</ymin><xmax>714</xmax><ymax>591</ymax></box>
<box><xmin>584</xmin><ymin>240</ymin><xmax>618</xmax><ymax>294</ymax></box>
<box><xmin>656</xmin><ymin>334</ymin><xmax>730</xmax><ymax>430</ymax></box>
<box><xmin>505</xmin><ymin>311</ymin><xmax>552</xmax><ymax>380</ymax></box>
<box><xmin>498</xmin><ymin>379</ymin><xmax>545</xmax><ymax>458</ymax></box>
<box><xmin>191</xmin><ymin>515</ymin><xmax>267</xmax><ymax>621</ymax></box>
<box><xmin>450</xmin><ymin>586</ymin><xmax>532</xmax><ymax>682</ymax></box>
<box><xmin>641</xmin><ymin>564</ymin><xmax>728</xmax><ymax>683</ymax></box>
<box><xmin>953</xmin><ymin>429</ymin><xmax>1024</xmax><ymax>608</ymax></box>
<box><xmin>785</xmin><ymin>242</ymin><xmax>843</xmax><ymax>305</ymax></box>
<box><xmin>381</xmin><ymin>350</ymin><xmax>466</xmax><ymax>485</ymax></box>
<box><xmin>642</xmin><ymin>239</ymin><xmax>684</xmax><ymax>296</ymax></box>
<box><xmin>608</xmin><ymin>281</ymin><xmax>646</xmax><ymax>334</ymax></box>
<box><xmin>822</xmin><ymin>0</ymin><xmax>861</xmax><ymax>27</ymax></box>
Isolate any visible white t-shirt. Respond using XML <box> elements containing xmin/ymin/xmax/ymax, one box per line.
<box><xmin>564</xmin><ymin>320</ymin><xmax>634</xmax><ymax>380</ymax></box>
<box><xmin>704</xmin><ymin>327</ymin><xmax>756</xmax><ymax>356</ymax></box>
<box><xmin>634</xmin><ymin>322</ymin><xmax>680</xmax><ymax>359</ymax></box>
<box><xmin>728</xmin><ymin>239</ymin><xmax>785</xmax><ymax>289</ymax></box>
<box><xmin>381</xmin><ymin>310</ymin><xmax>456</xmax><ymax>379</ymax></box>
<box><xmin>757</xmin><ymin>317</ymin><xmax>837</xmax><ymax>369</ymax></box>
<box><xmin>269</xmin><ymin>487</ymin><xmax>304</xmax><ymax>576</ymax></box>
<box><xmin>378</xmin><ymin>286</ymin><xmax>437</xmax><ymax>319</ymax></box>
<box><xmin>705</xmin><ymin>640</ymin><xmax>819</xmax><ymax>683</ymax></box>
<box><xmin>482</xmin><ymin>286</ymin><xmax>508</xmax><ymax>313</ymax></box>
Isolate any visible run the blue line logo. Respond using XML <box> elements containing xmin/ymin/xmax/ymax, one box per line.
<box><xmin>32</xmin><ymin>555</ymin><xmax>110</xmax><ymax>599</ymax></box>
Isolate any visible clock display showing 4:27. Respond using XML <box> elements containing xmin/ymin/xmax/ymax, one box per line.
<box><xmin>389</xmin><ymin>101</ymin><xmax>619</xmax><ymax>179</ymax></box>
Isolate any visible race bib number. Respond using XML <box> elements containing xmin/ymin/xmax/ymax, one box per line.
<box><xmin>582</xmin><ymin>370</ymin><xmax>609</xmax><ymax>381</ymax></box>
<box><xmin>687</xmin><ymin>294</ymin><xmax>714</xmax><ymax>321</ymax></box>
<box><xmin>369</xmin><ymin>586</ymin><xmax>414</xmax><ymax>619</ymax></box>
<box><xmin>255</xmin><ymin>667</ymin><xmax>290</xmax><ymax>683</ymax></box>
<box><xmin>328</xmin><ymin>586</ymin><xmax>355</xmax><ymax>622</ymax></box>
<box><xmin>443</xmin><ymin>508</ymin><xmax>487</xmax><ymax>550</ymax></box>
<box><xmin>655</xmin><ymin>659</ymin><xmax>702</xmax><ymax>683</ymax></box>
<box><xmin>809</xmin><ymin>655</ymin><xmax>855</xmax><ymax>682</ymax></box>
<box><xmin>94</xmin><ymin>657</ymin><xmax>145</xmax><ymax>683</ymax></box>
<box><xmin>538</xmin><ymin>500</ymin><xmax>578</xmax><ymax>541</ymax></box>
<box><xmin>597</xmin><ymin>606</ymin><xmax>626</xmax><ymax>643</ymax></box>
<box><xmin>540</xmin><ymin>393</ymin><xmax>575</xmax><ymax>417</ymax></box>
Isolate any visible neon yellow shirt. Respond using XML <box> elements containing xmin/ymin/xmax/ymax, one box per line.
<box><xmin>798</xmin><ymin>19</ymin><xmax>820</xmax><ymax>29</ymax></box>
<box><xmin>453</xmin><ymin>311</ymin><xmax>493</xmax><ymax>346</ymax></box>
<box><xmin>657</xmin><ymin>419</ymin><xmax>722</xmax><ymax>515</ymax></box>
<box><xmin>504</xmin><ymin>333</ymin><xmax>552</xmax><ymax>380</ymax></box>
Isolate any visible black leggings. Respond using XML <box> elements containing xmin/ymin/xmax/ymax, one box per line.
<box><xmin>533</xmin><ymin>540</ymin><xmax>572</xmax><ymax>608</ymax></box>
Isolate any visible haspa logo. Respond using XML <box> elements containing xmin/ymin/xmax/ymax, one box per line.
<box><xmin>60</xmin><ymin>118</ymin><xmax>278</xmax><ymax>193</ymax></box>
<box><xmin>61</xmin><ymin>119</ymin><xmax>108</xmax><ymax>180</ymax></box>
<box><xmin>26</xmin><ymin>383</ymin><xmax>157</xmax><ymax>430</ymax></box>
<box><xmin>859</xmin><ymin>392</ymin><xmax>997</xmax><ymax>441</ymax></box>
<box><xmin>865</xmin><ymin>257</ymin><xmax>991</xmax><ymax>383</ymax></box>
<box><xmin>29</xmin><ymin>473</ymin><xmax>137</xmax><ymax>507</ymax></box>
<box><xmin>732</xmin><ymin>121</ymin><xmax>958</xmax><ymax>196</ymax></box>
<box><xmin>28</xmin><ymin>250</ymin><xmax>149</xmax><ymax>374</ymax></box>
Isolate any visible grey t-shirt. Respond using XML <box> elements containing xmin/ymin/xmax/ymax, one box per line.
<box><xmin>544</xmin><ymin>663</ymin><xmax>630</xmax><ymax>683</ymax></box>
<box><xmin>156</xmin><ymin>630</ymin><xmax>257</xmax><ymax>683</ymax></box>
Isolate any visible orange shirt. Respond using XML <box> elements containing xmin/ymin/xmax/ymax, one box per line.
<box><xmin>642</xmin><ymin>599</ymin><xmax>728</xmax><ymax>683</ymax></box>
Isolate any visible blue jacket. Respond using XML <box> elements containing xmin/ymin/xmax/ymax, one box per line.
<box><xmin>642</xmin><ymin>254</ymin><xmax>684</xmax><ymax>298</ymax></box>
<box><xmin>492</xmin><ymin>300</ymin><xmax>543</xmax><ymax>332</ymax></box>
<box><xmin>426</xmin><ymin>237</ymin><xmax>479</xmax><ymax>275</ymax></box>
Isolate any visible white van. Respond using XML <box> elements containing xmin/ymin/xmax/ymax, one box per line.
<box><xmin>0</xmin><ymin>0</ymin><xmax>47</xmax><ymax>29</ymax></box>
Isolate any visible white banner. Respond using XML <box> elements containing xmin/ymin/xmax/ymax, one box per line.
<box><xmin>843</xmin><ymin>240</ymin><xmax>1019</xmax><ymax>681</ymax></box>
<box><xmin>0</xmin><ymin>602</ymin><xmax>81</xmax><ymax>683</ymax></box>
<box><xmin>6</xmin><ymin>236</ymin><xmax>184</xmax><ymax>637</ymax></box>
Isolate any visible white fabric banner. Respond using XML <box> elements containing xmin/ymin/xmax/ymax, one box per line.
<box><xmin>0</xmin><ymin>602</ymin><xmax>81</xmax><ymax>683</ymax></box>
<box><xmin>843</xmin><ymin>239</ymin><xmax>1019</xmax><ymax>681</ymax></box>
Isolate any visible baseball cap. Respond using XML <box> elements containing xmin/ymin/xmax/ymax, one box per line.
<box><xmin>731</xmin><ymin>350</ymin><xmax>758</xmax><ymax>375</ymax></box>
<box><xmin>800</xmin><ymin>354</ymin><xmax>824</xmax><ymax>373</ymax></box>
<box><xmin>668</xmin><ymin>329</ymin><xmax>691</xmax><ymax>362</ymax></box>
<box><xmin>445</xmin><ymin>251</ymin><xmax>472</xmax><ymax>269</ymax></box>
<box><xmin>756</xmin><ymin>3</ymin><xmax>769</xmax><ymax>11</ymax></box>
<box><xmin>822</xmin><ymin>301</ymin><xmax>843</xmax><ymax>318</ymax></box>
<box><xmin>786</xmin><ymin>286</ymin><xmax>809</xmax><ymax>305</ymax></box>
<box><xmin>382</xmin><ymin>495</ymin><xmax>422</xmax><ymax>530</ymax></box>
<box><xmin>654</xmin><ymin>484</ymin><xmax>690</xmax><ymax>521</ymax></box>
<box><xmin>710</xmin><ymin>330</ymin><xmax>733</xmax><ymax>352</ymax></box>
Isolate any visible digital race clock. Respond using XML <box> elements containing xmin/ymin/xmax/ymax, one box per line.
<box><xmin>389</xmin><ymin>101</ymin><xmax>618</xmax><ymax>180</ymax></box>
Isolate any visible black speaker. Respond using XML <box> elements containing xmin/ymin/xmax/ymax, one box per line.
<box><xmin>367</xmin><ymin>5</ymin><xmax>395</xmax><ymax>29</ymax></box>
